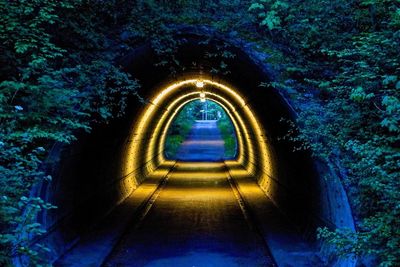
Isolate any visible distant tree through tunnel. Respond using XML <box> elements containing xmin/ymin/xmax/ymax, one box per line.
<box><xmin>164</xmin><ymin>99</ymin><xmax>237</xmax><ymax>161</ymax></box>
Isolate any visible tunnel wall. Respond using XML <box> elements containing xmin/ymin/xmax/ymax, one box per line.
<box><xmin>31</xmin><ymin>30</ymin><xmax>355</xmax><ymax>265</ymax></box>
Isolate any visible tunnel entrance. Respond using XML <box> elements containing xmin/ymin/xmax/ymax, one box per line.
<box><xmin>41</xmin><ymin>76</ymin><xmax>325</xmax><ymax>266</ymax></box>
<box><xmin>33</xmin><ymin>31</ymin><xmax>355</xmax><ymax>267</ymax></box>
<box><xmin>164</xmin><ymin>99</ymin><xmax>237</xmax><ymax>161</ymax></box>
<box><xmin>52</xmin><ymin>78</ymin><xmax>321</xmax><ymax>266</ymax></box>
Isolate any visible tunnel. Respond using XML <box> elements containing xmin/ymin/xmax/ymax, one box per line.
<box><xmin>31</xmin><ymin>30</ymin><xmax>355</xmax><ymax>266</ymax></box>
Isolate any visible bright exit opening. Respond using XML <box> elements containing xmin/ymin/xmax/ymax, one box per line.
<box><xmin>164</xmin><ymin>99</ymin><xmax>237</xmax><ymax>161</ymax></box>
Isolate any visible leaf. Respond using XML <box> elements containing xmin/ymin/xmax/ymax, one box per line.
<box><xmin>248</xmin><ymin>3</ymin><xmax>264</xmax><ymax>11</ymax></box>
<box><xmin>15</xmin><ymin>42</ymin><xmax>32</xmax><ymax>54</ymax></box>
<box><xmin>382</xmin><ymin>75</ymin><xmax>397</xmax><ymax>86</ymax></box>
<box><xmin>380</xmin><ymin>118</ymin><xmax>399</xmax><ymax>133</ymax></box>
<box><xmin>260</xmin><ymin>11</ymin><xmax>281</xmax><ymax>30</ymax></box>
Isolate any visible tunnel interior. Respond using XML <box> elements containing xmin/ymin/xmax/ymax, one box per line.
<box><xmin>34</xmin><ymin>32</ymin><xmax>345</xmax><ymax>263</ymax></box>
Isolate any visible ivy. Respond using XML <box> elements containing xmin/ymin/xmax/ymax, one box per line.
<box><xmin>247</xmin><ymin>0</ymin><xmax>400</xmax><ymax>265</ymax></box>
<box><xmin>0</xmin><ymin>1</ymin><xmax>139</xmax><ymax>265</ymax></box>
<box><xmin>1</xmin><ymin>0</ymin><xmax>399</xmax><ymax>265</ymax></box>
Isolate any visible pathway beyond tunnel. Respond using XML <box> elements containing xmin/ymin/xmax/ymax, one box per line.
<box><xmin>176</xmin><ymin>120</ymin><xmax>225</xmax><ymax>161</ymax></box>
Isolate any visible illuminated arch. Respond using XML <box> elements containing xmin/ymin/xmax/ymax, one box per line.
<box><xmin>161</xmin><ymin>97</ymin><xmax>240</xmax><ymax>160</ymax></box>
<box><xmin>161</xmin><ymin>96</ymin><xmax>242</xmax><ymax>160</ymax></box>
<box><xmin>121</xmin><ymin>76</ymin><xmax>278</xmax><ymax>196</ymax></box>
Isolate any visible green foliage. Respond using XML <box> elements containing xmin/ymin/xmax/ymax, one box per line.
<box><xmin>1</xmin><ymin>0</ymin><xmax>399</xmax><ymax>265</ymax></box>
<box><xmin>248</xmin><ymin>0</ymin><xmax>400</xmax><ymax>265</ymax></box>
<box><xmin>164</xmin><ymin>100</ymin><xmax>200</xmax><ymax>158</ymax></box>
<box><xmin>214</xmin><ymin>103</ymin><xmax>237</xmax><ymax>158</ymax></box>
<box><xmin>381</xmin><ymin>96</ymin><xmax>400</xmax><ymax>133</ymax></box>
<box><xmin>0</xmin><ymin>0</ymin><xmax>139</xmax><ymax>265</ymax></box>
<box><xmin>164</xmin><ymin>135</ymin><xmax>185</xmax><ymax>158</ymax></box>
<box><xmin>350</xmin><ymin>86</ymin><xmax>375</xmax><ymax>103</ymax></box>
<box><xmin>217</xmin><ymin>119</ymin><xmax>237</xmax><ymax>158</ymax></box>
<box><xmin>248</xmin><ymin>0</ymin><xmax>288</xmax><ymax>31</ymax></box>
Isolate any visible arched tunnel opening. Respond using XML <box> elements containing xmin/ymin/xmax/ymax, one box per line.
<box><xmin>32</xmin><ymin>33</ymin><xmax>355</xmax><ymax>266</ymax></box>
<box><xmin>164</xmin><ymin>98</ymin><xmax>238</xmax><ymax>161</ymax></box>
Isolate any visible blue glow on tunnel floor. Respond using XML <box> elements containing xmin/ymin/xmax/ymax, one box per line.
<box><xmin>175</xmin><ymin>120</ymin><xmax>226</xmax><ymax>161</ymax></box>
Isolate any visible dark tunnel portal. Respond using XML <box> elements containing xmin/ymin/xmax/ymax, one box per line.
<box><xmin>36</xmin><ymin>32</ymin><xmax>328</xmax><ymax>266</ymax></box>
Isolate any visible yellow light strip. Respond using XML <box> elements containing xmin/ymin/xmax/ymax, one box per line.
<box><xmin>123</xmin><ymin>76</ymin><xmax>275</xmax><ymax>196</ymax></box>
<box><xmin>152</xmin><ymin>79</ymin><xmax>247</xmax><ymax>106</ymax></box>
